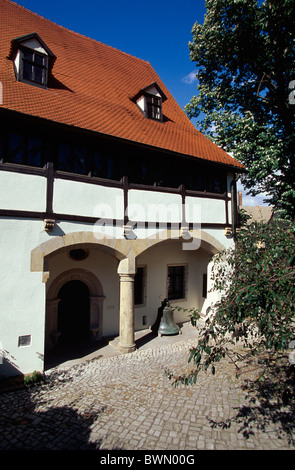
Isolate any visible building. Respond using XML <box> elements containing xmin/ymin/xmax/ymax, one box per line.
<box><xmin>238</xmin><ymin>192</ymin><xmax>273</xmax><ymax>224</ymax></box>
<box><xmin>0</xmin><ymin>0</ymin><xmax>244</xmax><ymax>378</ymax></box>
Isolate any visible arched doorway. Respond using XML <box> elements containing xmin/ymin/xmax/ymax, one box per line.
<box><xmin>46</xmin><ymin>268</ymin><xmax>105</xmax><ymax>351</ymax></box>
<box><xmin>57</xmin><ymin>280</ymin><xmax>90</xmax><ymax>345</ymax></box>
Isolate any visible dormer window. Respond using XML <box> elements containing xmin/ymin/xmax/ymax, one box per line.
<box><xmin>145</xmin><ymin>93</ymin><xmax>162</xmax><ymax>121</ymax></box>
<box><xmin>21</xmin><ymin>48</ymin><xmax>48</xmax><ymax>86</ymax></box>
<box><xmin>10</xmin><ymin>33</ymin><xmax>55</xmax><ymax>88</ymax></box>
<box><xmin>133</xmin><ymin>82</ymin><xmax>167</xmax><ymax>122</ymax></box>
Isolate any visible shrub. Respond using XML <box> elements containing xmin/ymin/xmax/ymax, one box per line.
<box><xmin>169</xmin><ymin>219</ymin><xmax>295</xmax><ymax>386</ymax></box>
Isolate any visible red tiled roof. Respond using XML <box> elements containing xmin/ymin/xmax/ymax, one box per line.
<box><xmin>0</xmin><ymin>0</ymin><xmax>244</xmax><ymax>170</ymax></box>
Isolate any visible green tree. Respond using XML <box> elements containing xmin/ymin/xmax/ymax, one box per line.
<box><xmin>186</xmin><ymin>0</ymin><xmax>295</xmax><ymax>219</ymax></box>
<box><xmin>168</xmin><ymin>219</ymin><xmax>295</xmax><ymax>386</ymax></box>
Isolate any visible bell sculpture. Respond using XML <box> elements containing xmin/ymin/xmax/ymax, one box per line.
<box><xmin>158</xmin><ymin>299</ymin><xmax>181</xmax><ymax>337</ymax></box>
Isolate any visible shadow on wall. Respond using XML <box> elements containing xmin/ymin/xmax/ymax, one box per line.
<box><xmin>0</xmin><ymin>350</ymin><xmax>22</xmax><ymax>378</ymax></box>
<box><xmin>0</xmin><ymin>348</ymin><xmax>45</xmax><ymax>390</ymax></box>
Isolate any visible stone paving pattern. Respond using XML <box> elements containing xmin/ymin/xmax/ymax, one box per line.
<box><xmin>0</xmin><ymin>334</ymin><xmax>294</xmax><ymax>451</ymax></box>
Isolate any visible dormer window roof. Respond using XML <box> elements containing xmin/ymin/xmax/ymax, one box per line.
<box><xmin>10</xmin><ymin>33</ymin><xmax>55</xmax><ymax>88</ymax></box>
<box><xmin>133</xmin><ymin>82</ymin><xmax>167</xmax><ymax>121</ymax></box>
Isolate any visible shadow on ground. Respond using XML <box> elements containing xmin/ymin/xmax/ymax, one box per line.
<box><xmin>0</xmin><ymin>369</ymin><xmax>117</xmax><ymax>450</ymax></box>
<box><xmin>44</xmin><ymin>339</ymin><xmax>107</xmax><ymax>370</ymax></box>
<box><xmin>208</xmin><ymin>357</ymin><xmax>295</xmax><ymax>446</ymax></box>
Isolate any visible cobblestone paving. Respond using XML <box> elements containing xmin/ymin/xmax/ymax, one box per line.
<box><xmin>0</xmin><ymin>339</ymin><xmax>294</xmax><ymax>451</ymax></box>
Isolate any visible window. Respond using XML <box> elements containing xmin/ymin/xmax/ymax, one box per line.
<box><xmin>21</xmin><ymin>47</ymin><xmax>48</xmax><ymax>86</ymax></box>
<box><xmin>145</xmin><ymin>93</ymin><xmax>162</xmax><ymax>121</ymax></box>
<box><xmin>133</xmin><ymin>83</ymin><xmax>167</xmax><ymax>122</ymax></box>
<box><xmin>134</xmin><ymin>266</ymin><xmax>146</xmax><ymax>306</ymax></box>
<box><xmin>182</xmin><ymin>161</ymin><xmax>226</xmax><ymax>194</ymax></box>
<box><xmin>167</xmin><ymin>265</ymin><xmax>187</xmax><ymax>300</ymax></box>
<box><xmin>11</xmin><ymin>33</ymin><xmax>55</xmax><ymax>89</ymax></box>
<box><xmin>58</xmin><ymin>143</ymin><xmax>88</xmax><ymax>174</ymax></box>
<box><xmin>128</xmin><ymin>156</ymin><xmax>157</xmax><ymax>186</ymax></box>
<box><xmin>92</xmin><ymin>151</ymin><xmax>120</xmax><ymax>180</ymax></box>
<box><xmin>18</xmin><ymin>335</ymin><xmax>32</xmax><ymax>347</ymax></box>
<box><xmin>8</xmin><ymin>132</ymin><xmax>43</xmax><ymax>166</ymax></box>
<box><xmin>202</xmin><ymin>273</ymin><xmax>208</xmax><ymax>298</ymax></box>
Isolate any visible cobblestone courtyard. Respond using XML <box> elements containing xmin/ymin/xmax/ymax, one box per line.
<box><xmin>0</xmin><ymin>336</ymin><xmax>294</xmax><ymax>451</ymax></box>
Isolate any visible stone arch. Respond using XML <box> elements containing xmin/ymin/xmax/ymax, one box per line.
<box><xmin>130</xmin><ymin>228</ymin><xmax>227</xmax><ymax>321</ymax></box>
<box><xmin>46</xmin><ymin>268</ymin><xmax>105</xmax><ymax>349</ymax></box>
<box><xmin>31</xmin><ymin>228</ymin><xmax>225</xmax><ymax>276</ymax></box>
<box><xmin>130</xmin><ymin>228</ymin><xmax>226</xmax><ymax>258</ymax></box>
<box><xmin>47</xmin><ymin>268</ymin><xmax>104</xmax><ymax>299</ymax></box>
<box><xmin>31</xmin><ymin>231</ymin><xmax>132</xmax><ymax>274</ymax></box>
<box><xmin>32</xmin><ymin>228</ymin><xmax>227</xmax><ymax>355</ymax></box>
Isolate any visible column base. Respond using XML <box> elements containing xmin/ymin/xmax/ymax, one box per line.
<box><xmin>109</xmin><ymin>337</ymin><xmax>136</xmax><ymax>354</ymax></box>
<box><xmin>117</xmin><ymin>343</ymin><xmax>136</xmax><ymax>354</ymax></box>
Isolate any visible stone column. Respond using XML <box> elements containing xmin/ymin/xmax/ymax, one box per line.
<box><xmin>117</xmin><ymin>256</ymin><xmax>136</xmax><ymax>353</ymax></box>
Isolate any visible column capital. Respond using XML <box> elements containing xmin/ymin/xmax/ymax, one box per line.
<box><xmin>117</xmin><ymin>256</ymin><xmax>136</xmax><ymax>276</ymax></box>
<box><xmin>119</xmin><ymin>273</ymin><xmax>135</xmax><ymax>283</ymax></box>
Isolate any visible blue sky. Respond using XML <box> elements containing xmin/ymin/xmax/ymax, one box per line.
<box><xmin>16</xmin><ymin>0</ymin><xmax>204</xmax><ymax>109</ymax></box>
<box><xmin>15</xmin><ymin>0</ymin><xmax>267</xmax><ymax>206</ymax></box>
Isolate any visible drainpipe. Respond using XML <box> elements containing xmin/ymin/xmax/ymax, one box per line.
<box><xmin>231</xmin><ymin>175</ymin><xmax>238</xmax><ymax>242</ymax></box>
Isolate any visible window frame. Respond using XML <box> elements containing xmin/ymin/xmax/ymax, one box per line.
<box><xmin>18</xmin><ymin>45</ymin><xmax>49</xmax><ymax>88</ymax></box>
<box><xmin>144</xmin><ymin>92</ymin><xmax>163</xmax><ymax>121</ymax></box>
<box><xmin>134</xmin><ymin>265</ymin><xmax>147</xmax><ymax>307</ymax></box>
<box><xmin>167</xmin><ymin>264</ymin><xmax>187</xmax><ymax>301</ymax></box>
<box><xmin>7</xmin><ymin>131</ymin><xmax>44</xmax><ymax>167</ymax></box>
<box><xmin>202</xmin><ymin>273</ymin><xmax>208</xmax><ymax>298</ymax></box>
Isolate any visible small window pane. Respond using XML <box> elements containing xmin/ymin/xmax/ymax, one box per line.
<box><xmin>58</xmin><ymin>144</ymin><xmax>72</xmax><ymax>172</ymax></box>
<box><xmin>27</xmin><ymin>137</ymin><xmax>42</xmax><ymax>166</ymax></box>
<box><xmin>9</xmin><ymin>133</ymin><xmax>24</xmax><ymax>163</ymax></box>
<box><xmin>134</xmin><ymin>267</ymin><xmax>145</xmax><ymax>305</ymax></box>
<box><xmin>105</xmin><ymin>156</ymin><xmax>114</xmax><ymax>179</ymax></box>
<box><xmin>92</xmin><ymin>151</ymin><xmax>103</xmax><ymax>177</ymax></box>
<box><xmin>168</xmin><ymin>266</ymin><xmax>186</xmax><ymax>300</ymax></box>
<box><xmin>0</xmin><ymin>134</ymin><xmax>4</xmax><ymax>161</ymax></box>
<box><xmin>73</xmin><ymin>146</ymin><xmax>87</xmax><ymax>174</ymax></box>
<box><xmin>23</xmin><ymin>50</ymin><xmax>33</xmax><ymax>61</ymax></box>
<box><xmin>146</xmin><ymin>94</ymin><xmax>162</xmax><ymax>120</ymax></box>
<box><xmin>34</xmin><ymin>66</ymin><xmax>44</xmax><ymax>84</ymax></box>
<box><xmin>35</xmin><ymin>54</ymin><xmax>45</xmax><ymax>66</ymax></box>
<box><xmin>23</xmin><ymin>61</ymin><xmax>33</xmax><ymax>81</ymax></box>
<box><xmin>129</xmin><ymin>158</ymin><xmax>156</xmax><ymax>186</ymax></box>
<box><xmin>94</xmin><ymin>151</ymin><xmax>117</xmax><ymax>179</ymax></box>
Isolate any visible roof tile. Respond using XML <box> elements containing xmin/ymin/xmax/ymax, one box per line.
<box><xmin>0</xmin><ymin>0</ymin><xmax>244</xmax><ymax>170</ymax></box>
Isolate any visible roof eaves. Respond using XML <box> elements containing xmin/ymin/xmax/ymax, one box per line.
<box><xmin>131</xmin><ymin>81</ymin><xmax>168</xmax><ymax>103</ymax></box>
<box><xmin>9</xmin><ymin>32</ymin><xmax>56</xmax><ymax>59</ymax></box>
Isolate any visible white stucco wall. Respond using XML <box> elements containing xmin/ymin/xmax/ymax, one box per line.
<box><xmin>0</xmin><ymin>172</ymin><xmax>46</xmax><ymax>212</ymax></box>
<box><xmin>128</xmin><ymin>190</ymin><xmax>182</xmax><ymax>223</ymax></box>
<box><xmin>53</xmin><ymin>179</ymin><xmax>124</xmax><ymax>218</ymax></box>
<box><xmin>185</xmin><ymin>196</ymin><xmax>226</xmax><ymax>224</ymax></box>
<box><xmin>0</xmin><ymin>218</ymin><xmax>45</xmax><ymax>378</ymax></box>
